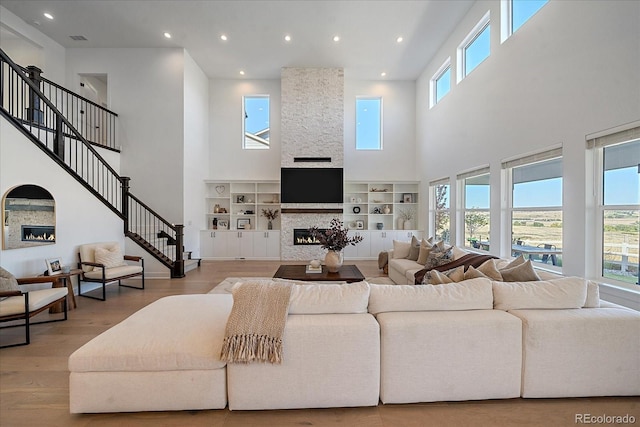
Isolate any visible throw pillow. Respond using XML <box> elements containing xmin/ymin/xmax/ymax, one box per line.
<box><xmin>392</xmin><ymin>240</ymin><xmax>411</xmax><ymax>259</ymax></box>
<box><xmin>464</xmin><ymin>266</ymin><xmax>488</xmax><ymax>280</ymax></box>
<box><xmin>499</xmin><ymin>260</ymin><xmax>541</xmax><ymax>282</ymax></box>
<box><xmin>423</xmin><ymin>266</ymin><xmax>465</xmax><ymax>285</ymax></box>
<box><xmin>416</xmin><ymin>239</ymin><xmax>435</xmax><ymax>265</ymax></box>
<box><xmin>477</xmin><ymin>259</ymin><xmax>503</xmax><ymax>281</ymax></box>
<box><xmin>407</xmin><ymin>236</ymin><xmax>421</xmax><ymax>261</ymax></box>
<box><xmin>422</xmin><ymin>269</ymin><xmax>452</xmax><ymax>285</ymax></box>
<box><xmin>0</xmin><ymin>266</ymin><xmax>20</xmax><ymax>292</ymax></box>
<box><xmin>502</xmin><ymin>254</ymin><xmax>526</xmax><ymax>270</ymax></box>
<box><xmin>423</xmin><ymin>245</ymin><xmax>454</xmax><ymax>270</ymax></box>
<box><xmin>94</xmin><ymin>245</ymin><xmax>126</xmax><ymax>269</ymax></box>
<box><xmin>451</xmin><ymin>246</ymin><xmax>469</xmax><ymax>260</ymax></box>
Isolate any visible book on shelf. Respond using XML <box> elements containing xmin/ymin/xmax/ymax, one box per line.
<box><xmin>305</xmin><ymin>265</ymin><xmax>322</xmax><ymax>274</ymax></box>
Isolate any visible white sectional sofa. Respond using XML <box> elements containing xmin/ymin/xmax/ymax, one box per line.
<box><xmin>68</xmin><ymin>277</ymin><xmax>640</xmax><ymax>413</ymax></box>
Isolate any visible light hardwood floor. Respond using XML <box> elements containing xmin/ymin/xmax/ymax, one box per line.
<box><xmin>1</xmin><ymin>260</ymin><xmax>637</xmax><ymax>427</ymax></box>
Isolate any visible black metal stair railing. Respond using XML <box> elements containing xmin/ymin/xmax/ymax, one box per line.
<box><xmin>0</xmin><ymin>48</ymin><xmax>184</xmax><ymax>278</ymax></box>
<box><xmin>27</xmin><ymin>65</ymin><xmax>119</xmax><ymax>151</ymax></box>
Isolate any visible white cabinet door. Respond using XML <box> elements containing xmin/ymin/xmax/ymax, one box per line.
<box><xmin>265</xmin><ymin>231</ymin><xmax>280</xmax><ymax>258</ymax></box>
<box><xmin>228</xmin><ymin>231</ymin><xmax>254</xmax><ymax>259</ymax></box>
<box><xmin>200</xmin><ymin>230</ymin><xmax>214</xmax><ymax>258</ymax></box>
<box><xmin>369</xmin><ymin>230</ymin><xmax>395</xmax><ymax>254</ymax></box>
<box><xmin>253</xmin><ymin>231</ymin><xmax>280</xmax><ymax>259</ymax></box>
<box><xmin>200</xmin><ymin>230</ymin><xmax>229</xmax><ymax>258</ymax></box>
<box><xmin>344</xmin><ymin>231</ymin><xmax>371</xmax><ymax>259</ymax></box>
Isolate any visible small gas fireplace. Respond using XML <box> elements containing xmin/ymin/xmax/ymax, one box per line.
<box><xmin>21</xmin><ymin>225</ymin><xmax>55</xmax><ymax>242</ymax></box>
<box><xmin>293</xmin><ymin>229</ymin><xmax>326</xmax><ymax>245</ymax></box>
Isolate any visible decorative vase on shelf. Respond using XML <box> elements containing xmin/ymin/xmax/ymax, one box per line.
<box><xmin>324</xmin><ymin>250</ymin><xmax>344</xmax><ymax>273</ymax></box>
<box><xmin>404</xmin><ymin>220</ymin><xmax>412</xmax><ymax>230</ymax></box>
<box><xmin>397</xmin><ymin>217</ymin><xmax>404</xmax><ymax>230</ymax></box>
<box><xmin>383</xmin><ymin>205</ymin><xmax>390</xmax><ymax>214</ymax></box>
<box><xmin>268</xmin><ymin>220</ymin><xmax>273</xmax><ymax>230</ymax></box>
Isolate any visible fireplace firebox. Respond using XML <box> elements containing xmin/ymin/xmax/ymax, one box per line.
<box><xmin>21</xmin><ymin>225</ymin><xmax>55</xmax><ymax>242</ymax></box>
<box><xmin>293</xmin><ymin>229</ymin><xmax>327</xmax><ymax>245</ymax></box>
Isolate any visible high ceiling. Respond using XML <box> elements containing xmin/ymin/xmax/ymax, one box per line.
<box><xmin>0</xmin><ymin>0</ymin><xmax>474</xmax><ymax>80</ymax></box>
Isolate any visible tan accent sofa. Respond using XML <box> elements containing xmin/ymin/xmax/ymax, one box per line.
<box><xmin>68</xmin><ymin>278</ymin><xmax>640</xmax><ymax>413</ymax></box>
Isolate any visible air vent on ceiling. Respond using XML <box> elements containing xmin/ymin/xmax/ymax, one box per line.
<box><xmin>69</xmin><ymin>35</ymin><xmax>88</xmax><ymax>41</ymax></box>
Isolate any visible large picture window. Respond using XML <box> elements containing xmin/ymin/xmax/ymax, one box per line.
<box><xmin>243</xmin><ymin>95</ymin><xmax>270</xmax><ymax>149</ymax></box>
<box><xmin>458</xmin><ymin>168</ymin><xmax>490</xmax><ymax>250</ymax></box>
<box><xmin>503</xmin><ymin>148</ymin><xmax>563</xmax><ymax>268</ymax></box>
<box><xmin>589</xmin><ymin>129</ymin><xmax>639</xmax><ymax>288</ymax></box>
<box><xmin>430</xmin><ymin>179</ymin><xmax>450</xmax><ymax>243</ymax></box>
<box><xmin>356</xmin><ymin>97</ymin><xmax>382</xmax><ymax>150</ymax></box>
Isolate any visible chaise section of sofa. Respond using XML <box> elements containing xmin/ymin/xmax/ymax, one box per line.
<box><xmin>68</xmin><ymin>294</ymin><xmax>232</xmax><ymax>413</ymax></box>
<box><xmin>369</xmin><ymin>279</ymin><xmax>523</xmax><ymax>404</ymax></box>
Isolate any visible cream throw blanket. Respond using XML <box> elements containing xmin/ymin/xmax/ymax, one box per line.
<box><xmin>220</xmin><ymin>281</ymin><xmax>293</xmax><ymax>364</ymax></box>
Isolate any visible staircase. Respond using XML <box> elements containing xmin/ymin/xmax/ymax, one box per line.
<box><xmin>0</xmin><ymin>48</ymin><xmax>192</xmax><ymax>278</ymax></box>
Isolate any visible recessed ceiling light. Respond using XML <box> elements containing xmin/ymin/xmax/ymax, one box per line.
<box><xmin>220</xmin><ymin>34</ymin><xmax>228</xmax><ymax>41</ymax></box>
<box><xmin>333</xmin><ymin>35</ymin><xmax>340</xmax><ymax>42</ymax></box>
<box><xmin>396</xmin><ymin>36</ymin><xmax>404</xmax><ymax>43</ymax></box>
<box><xmin>284</xmin><ymin>35</ymin><xmax>291</xmax><ymax>42</ymax></box>
<box><xmin>163</xmin><ymin>32</ymin><xmax>172</xmax><ymax>39</ymax></box>
<box><xmin>381</xmin><ymin>72</ymin><xmax>387</xmax><ymax>77</ymax></box>
<box><xmin>43</xmin><ymin>12</ymin><xmax>54</xmax><ymax>20</ymax></box>
<box><xmin>239</xmin><ymin>70</ymin><xmax>245</xmax><ymax>76</ymax></box>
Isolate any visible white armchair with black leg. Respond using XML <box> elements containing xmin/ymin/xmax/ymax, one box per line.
<box><xmin>0</xmin><ymin>267</ymin><xmax>68</xmax><ymax>348</ymax></box>
<box><xmin>77</xmin><ymin>242</ymin><xmax>144</xmax><ymax>301</ymax></box>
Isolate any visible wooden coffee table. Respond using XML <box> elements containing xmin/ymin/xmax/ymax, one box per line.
<box><xmin>273</xmin><ymin>264</ymin><xmax>365</xmax><ymax>283</ymax></box>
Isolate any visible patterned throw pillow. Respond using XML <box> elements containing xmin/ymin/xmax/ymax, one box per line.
<box><xmin>94</xmin><ymin>245</ymin><xmax>126</xmax><ymax>269</ymax></box>
<box><xmin>0</xmin><ymin>266</ymin><xmax>20</xmax><ymax>292</ymax></box>
<box><xmin>422</xmin><ymin>265</ymin><xmax>465</xmax><ymax>285</ymax></box>
<box><xmin>423</xmin><ymin>245</ymin><xmax>454</xmax><ymax>270</ymax></box>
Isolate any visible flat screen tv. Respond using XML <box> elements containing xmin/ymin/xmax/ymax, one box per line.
<box><xmin>281</xmin><ymin>168</ymin><xmax>343</xmax><ymax>203</ymax></box>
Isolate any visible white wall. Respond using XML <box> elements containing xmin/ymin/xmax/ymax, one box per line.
<box><xmin>183</xmin><ymin>50</ymin><xmax>209</xmax><ymax>256</ymax></box>
<box><xmin>208</xmin><ymin>77</ymin><xmax>419</xmax><ymax>182</ymax></box>
<box><xmin>0</xmin><ymin>117</ymin><xmax>123</xmax><ymax>277</ymax></box>
<box><xmin>209</xmin><ymin>78</ymin><xmax>282</xmax><ymax>180</ymax></box>
<box><xmin>66</xmin><ymin>48</ymin><xmax>186</xmax><ymax>223</ymax></box>
<box><xmin>416</xmin><ymin>0</ymin><xmax>640</xmax><ymax>305</ymax></box>
<box><xmin>0</xmin><ymin>6</ymin><xmax>66</xmax><ymax>84</ymax></box>
<box><xmin>344</xmin><ymin>79</ymin><xmax>417</xmax><ymax>181</ymax></box>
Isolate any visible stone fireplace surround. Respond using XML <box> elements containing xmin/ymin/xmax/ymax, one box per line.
<box><xmin>280</xmin><ymin>67</ymin><xmax>344</xmax><ymax>261</ymax></box>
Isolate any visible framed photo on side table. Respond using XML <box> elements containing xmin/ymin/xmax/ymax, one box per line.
<box><xmin>237</xmin><ymin>218</ymin><xmax>251</xmax><ymax>230</ymax></box>
<box><xmin>45</xmin><ymin>257</ymin><xmax>63</xmax><ymax>275</ymax></box>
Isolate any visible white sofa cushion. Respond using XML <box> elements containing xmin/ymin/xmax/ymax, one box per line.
<box><xmin>227</xmin><ymin>313</ymin><xmax>380</xmax><ymax>410</ymax></box>
<box><xmin>493</xmin><ymin>277</ymin><xmax>588</xmax><ymax>310</ymax></box>
<box><xmin>228</xmin><ymin>280</ymin><xmax>371</xmax><ymax>314</ymax></box>
<box><xmin>289</xmin><ymin>281</ymin><xmax>370</xmax><ymax>314</ymax></box>
<box><xmin>0</xmin><ymin>287</ymin><xmax>68</xmax><ymax>316</ymax></box>
<box><xmin>377</xmin><ymin>310</ymin><xmax>522</xmax><ymax>403</ymax></box>
<box><xmin>509</xmin><ymin>307</ymin><xmax>640</xmax><ymax>398</ymax></box>
<box><xmin>83</xmin><ymin>265</ymin><xmax>143</xmax><ymax>280</ymax></box>
<box><xmin>368</xmin><ymin>278</ymin><xmax>493</xmax><ymax>314</ymax></box>
<box><xmin>69</xmin><ymin>294</ymin><xmax>232</xmax><ymax>372</ymax></box>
